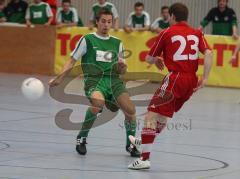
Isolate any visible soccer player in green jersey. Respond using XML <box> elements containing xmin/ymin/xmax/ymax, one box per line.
<box><xmin>124</xmin><ymin>2</ymin><xmax>150</xmax><ymax>33</ymax></box>
<box><xmin>0</xmin><ymin>0</ymin><xmax>6</xmax><ymax>23</ymax></box>
<box><xmin>151</xmin><ymin>6</ymin><xmax>170</xmax><ymax>33</ymax></box>
<box><xmin>49</xmin><ymin>9</ymin><xmax>140</xmax><ymax>157</ymax></box>
<box><xmin>25</xmin><ymin>0</ymin><xmax>53</xmax><ymax>26</ymax></box>
<box><xmin>89</xmin><ymin>0</ymin><xmax>119</xmax><ymax>31</ymax></box>
<box><xmin>56</xmin><ymin>0</ymin><xmax>79</xmax><ymax>28</ymax></box>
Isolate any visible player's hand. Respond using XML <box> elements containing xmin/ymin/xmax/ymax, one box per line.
<box><xmin>232</xmin><ymin>33</ymin><xmax>239</xmax><ymax>40</ymax></box>
<box><xmin>229</xmin><ymin>56</ymin><xmax>237</xmax><ymax>64</ymax></box>
<box><xmin>48</xmin><ymin>77</ymin><xmax>62</xmax><ymax>87</ymax></box>
<box><xmin>56</xmin><ymin>23</ymin><xmax>64</xmax><ymax>28</ymax></box>
<box><xmin>198</xmin><ymin>25</ymin><xmax>203</xmax><ymax>31</ymax></box>
<box><xmin>155</xmin><ymin>56</ymin><xmax>164</xmax><ymax>71</ymax></box>
<box><xmin>124</xmin><ymin>27</ymin><xmax>133</xmax><ymax>33</ymax></box>
<box><xmin>26</xmin><ymin>21</ymin><xmax>32</xmax><ymax>27</ymax></box>
<box><xmin>193</xmin><ymin>78</ymin><xmax>208</xmax><ymax>92</ymax></box>
<box><xmin>117</xmin><ymin>58</ymin><xmax>127</xmax><ymax>74</ymax></box>
<box><xmin>44</xmin><ymin>22</ymin><xmax>51</xmax><ymax>26</ymax></box>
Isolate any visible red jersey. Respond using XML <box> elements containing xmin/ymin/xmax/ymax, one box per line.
<box><xmin>148</xmin><ymin>22</ymin><xmax>210</xmax><ymax>73</ymax></box>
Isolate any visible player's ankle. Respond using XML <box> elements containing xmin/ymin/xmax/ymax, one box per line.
<box><xmin>141</xmin><ymin>157</ymin><xmax>150</xmax><ymax>161</ymax></box>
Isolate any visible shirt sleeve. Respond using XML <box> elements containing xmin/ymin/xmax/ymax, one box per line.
<box><xmin>118</xmin><ymin>42</ymin><xmax>126</xmax><ymax>63</ymax></box>
<box><xmin>56</xmin><ymin>8</ymin><xmax>62</xmax><ymax>23</ymax></box>
<box><xmin>144</xmin><ymin>12</ymin><xmax>151</xmax><ymax>26</ymax></box>
<box><xmin>151</xmin><ymin>18</ymin><xmax>159</xmax><ymax>29</ymax></box>
<box><xmin>111</xmin><ymin>4</ymin><xmax>119</xmax><ymax>19</ymax></box>
<box><xmin>46</xmin><ymin>4</ymin><xmax>53</xmax><ymax>17</ymax></box>
<box><xmin>198</xmin><ymin>32</ymin><xmax>211</xmax><ymax>54</ymax></box>
<box><xmin>126</xmin><ymin>13</ymin><xmax>133</xmax><ymax>26</ymax></box>
<box><xmin>148</xmin><ymin>30</ymin><xmax>166</xmax><ymax>57</ymax></box>
<box><xmin>71</xmin><ymin>37</ymin><xmax>87</xmax><ymax>60</ymax></box>
<box><xmin>200</xmin><ymin>8</ymin><xmax>214</xmax><ymax>27</ymax></box>
<box><xmin>25</xmin><ymin>7</ymin><xmax>30</xmax><ymax>20</ymax></box>
<box><xmin>72</xmin><ymin>8</ymin><xmax>79</xmax><ymax>23</ymax></box>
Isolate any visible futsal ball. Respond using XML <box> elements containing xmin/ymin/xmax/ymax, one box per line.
<box><xmin>21</xmin><ymin>78</ymin><xmax>45</xmax><ymax>101</ymax></box>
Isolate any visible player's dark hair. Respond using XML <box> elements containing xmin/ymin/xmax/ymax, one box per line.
<box><xmin>96</xmin><ymin>8</ymin><xmax>113</xmax><ymax>22</ymax></box>
<box><xmin>161</xmin><ymin>6</ymin><xmax>169</xmax><ymax>12</ymax></box>
<box><xmin>169</xmin><ymin>3</ymin><xmax>188</xmax><ymax>22</ymax></box>
<box><xmin>134</xmin><ymin>2</ymin><xmax>144</xmax><ymax>8</ymax></box>
<box><xmin>218</xmin><ymin>0</ymin><xmax>228</xmax><ymax>3</ymax></box>
<box><xmin>62</xmin><ymin>0</ymin><xmax>71</xmax><ymax>4</ymax></box>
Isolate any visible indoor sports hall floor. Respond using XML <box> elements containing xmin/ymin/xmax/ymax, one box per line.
<box><xmin>0</xmin><ymin>73</ymin><xmax>240</xmax><ymax>179</ymax></box>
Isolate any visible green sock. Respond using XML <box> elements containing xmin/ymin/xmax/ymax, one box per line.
<box><xmin>124</xmin><ymin>119</ymin><xmax>137</xmax><ymax>146</ymax></box>
<box><xmin>78</xmin><ymin>108</ymin><xmax>97</xmax><ymax>138</ymax></box>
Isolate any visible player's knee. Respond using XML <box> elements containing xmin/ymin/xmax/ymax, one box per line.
<box><xmin>90</xmin><ymin>100</ymin><xmax>105</xmax><ymax>114</ymax></box>
<box><xmin>124</xmin><ymin>105</ymin><xmax>136</xmax><ymax>117</ymax></box>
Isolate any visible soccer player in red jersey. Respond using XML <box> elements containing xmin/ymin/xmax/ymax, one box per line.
<box><xmin>128</xmin><ymin>3</ymin><xmax>213</xmax><ymax>170</ymax></box>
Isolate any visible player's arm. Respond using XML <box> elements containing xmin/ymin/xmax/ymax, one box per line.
<box><xmin>25</xmin><ymin>7</ymin><xmax>32</xmax><ymax>26</ymax></box>
<box><xmin>194</xmin><ymin>34</ymin><xmax>213</xmax><ymax>91</ymax></box>
<box><xmin>151</xmin><ymin>19</ymin><xmax>162</xmax><ymax>33</ymax></box>
<box><xmin>112</xmin><ymin>5</ymin><xmax>119</xmax><ymax>31</ymax></box>
<box><xmin>230</xmin><ymin>40</ymin><xmax>240</xmax><ymax>63</ymax></box>
<box><xmin>88</xmin><ymin>9</ymin><xmax>95</xmax><ymax>30</ymax></box>
<box><xmin>117</xmin><ymin>42</ymin><xmax>127</xmax><ymax>74</ymax></box>
<box><xmin>231</xmin><ymin>10</ymin><xmax>238</xmax><ymax>40</ymax></box>
<box><xmin>145</xmin><ymin>31</ymin><xmax>165</xmax><ymax>70</ymax></box>
<box><xmin>201</xmin><ymin>49</ymin><xmax>213</xmax><ymax>87</ymax></box>
<box><xmin>124</xmin><ymin>14</ymin><xmax>133</xmax><ymax>33</ymax></box>
<box><xmin>113</xmin><ymin>17</ymin><xmax>119</xmax><ymax>31</ymax></box>
<box><xmin>49</xmin><ymin>57</ymin><xmax>76</xmax><ymax>86</ymax></box>
<box><xmin>45</xmin><ymin>4</ymin><xmax>53</xmax><ymax>26</ymax></box>
<box><xmin>49</xmin><ymin>37</ymin><xmax>87</xmax><ymax>86</ymax></box>
<box><xmin>232</xmin><ymin>25</ymin><xmax>238</xmax><ymax>40</ymax></box>
<box><xmin>199</xmin><ymin>9</ymin><xmax>213</xmax><ymax>30</ymax></box>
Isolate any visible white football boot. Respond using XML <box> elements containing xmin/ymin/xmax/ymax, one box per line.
<box><xmin>128</xmin><ymin>135</ymin><xmax>141</xmax><ymax>149</ymax></box>
<box><xmin>128</xmin><ymin>158</ymin><xmax>150</xmax><ymax>170</ymax></box>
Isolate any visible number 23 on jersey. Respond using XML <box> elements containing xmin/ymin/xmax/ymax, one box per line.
<box><xmin>171</xmin><ymin>35</ymin><xmax>199</xmax><ymax>61</ymax></box>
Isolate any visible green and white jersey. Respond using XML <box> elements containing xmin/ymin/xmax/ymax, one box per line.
<box><xmin>90</xmin><ymin>2</ymin><xmax>118</xmax><ymax>21</ymax></box>
<box><xmin>56</xmin><ymin>7</ymin><xmax>78</xmax><ymax>23</ymax></box>
<box><xmin>71</xmin><ymin>32</ymin><xmax>123</xmax><ymax>77</ymax></box>
<box><xmin>127</xmin><ymin>11</ymin><xmax>150</xmax><ymax>28</ymax></box>
<box><xmin>25</xmin><ymin>2</ymin><xmax>53</xmax><ymax>24</ymax></box>
<box><xmin>151</xmin><ymin>17</ymin><xmax>170</xmax><ymax>30</ymax></box>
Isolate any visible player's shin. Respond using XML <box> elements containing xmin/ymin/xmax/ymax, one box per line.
<box><xmin>141</xmin><ymin>115</ymin><xmax>158</xmax><ymax>160</ymax></box>
<box><xmin>141</xmin><ymin>115</ymin><xmax>167</xmax><ymax>160</ymax></box>
<box><xmin>124</xmin><ymin>118</ymin><xmax>137</xmax><ymax>146</ymax></box>
<box><xmin>77</xmin><ymin>107</ymin><xmax>98</xmax><ymax>138</ymax></box>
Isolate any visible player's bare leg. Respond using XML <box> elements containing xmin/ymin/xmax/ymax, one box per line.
<box><xmin>76</xmin><ymin>91</ymin><xmax>105</xmax><ymax>155</ymax></box>
<box><xmin>128</xmin><ymin>111</ymin><xmax>168</xmax><ymax>169</ymax></box>
<box><xmin>116</xmin><ymin>92</ymin><xmax>140</xmax><ymax>157</ymax></box>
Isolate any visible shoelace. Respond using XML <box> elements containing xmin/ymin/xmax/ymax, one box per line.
<box><xmin>76</xmin><ymin>138</ymin><xmax>87</xmax><ymax>145</ymax></box>
<box><xmin>132</xmin><ymin>160</ymin><xmax>140</xmax><ymax>167</ymax></box>
<box><xmin>134</xmin><ymin>138</ymin><xmax>142</xmax><ymax>146</ymax></box>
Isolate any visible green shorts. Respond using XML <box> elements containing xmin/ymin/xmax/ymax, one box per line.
<box><xmin>84</xmin><ymin>77</ymin><xmax>127</xmax><ymax>112</ymax></box>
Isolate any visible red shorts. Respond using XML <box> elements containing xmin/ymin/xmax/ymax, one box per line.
<box><xmin>148</xmin><ymin>72</ymin><xmax>198</xmax><ymax>118</ymax></box>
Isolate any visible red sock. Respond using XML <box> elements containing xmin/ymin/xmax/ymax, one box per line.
<box><xmin>141</xmin><ymin>128</ymin><xmax>156</xmax><ymax>161</ymax></box>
